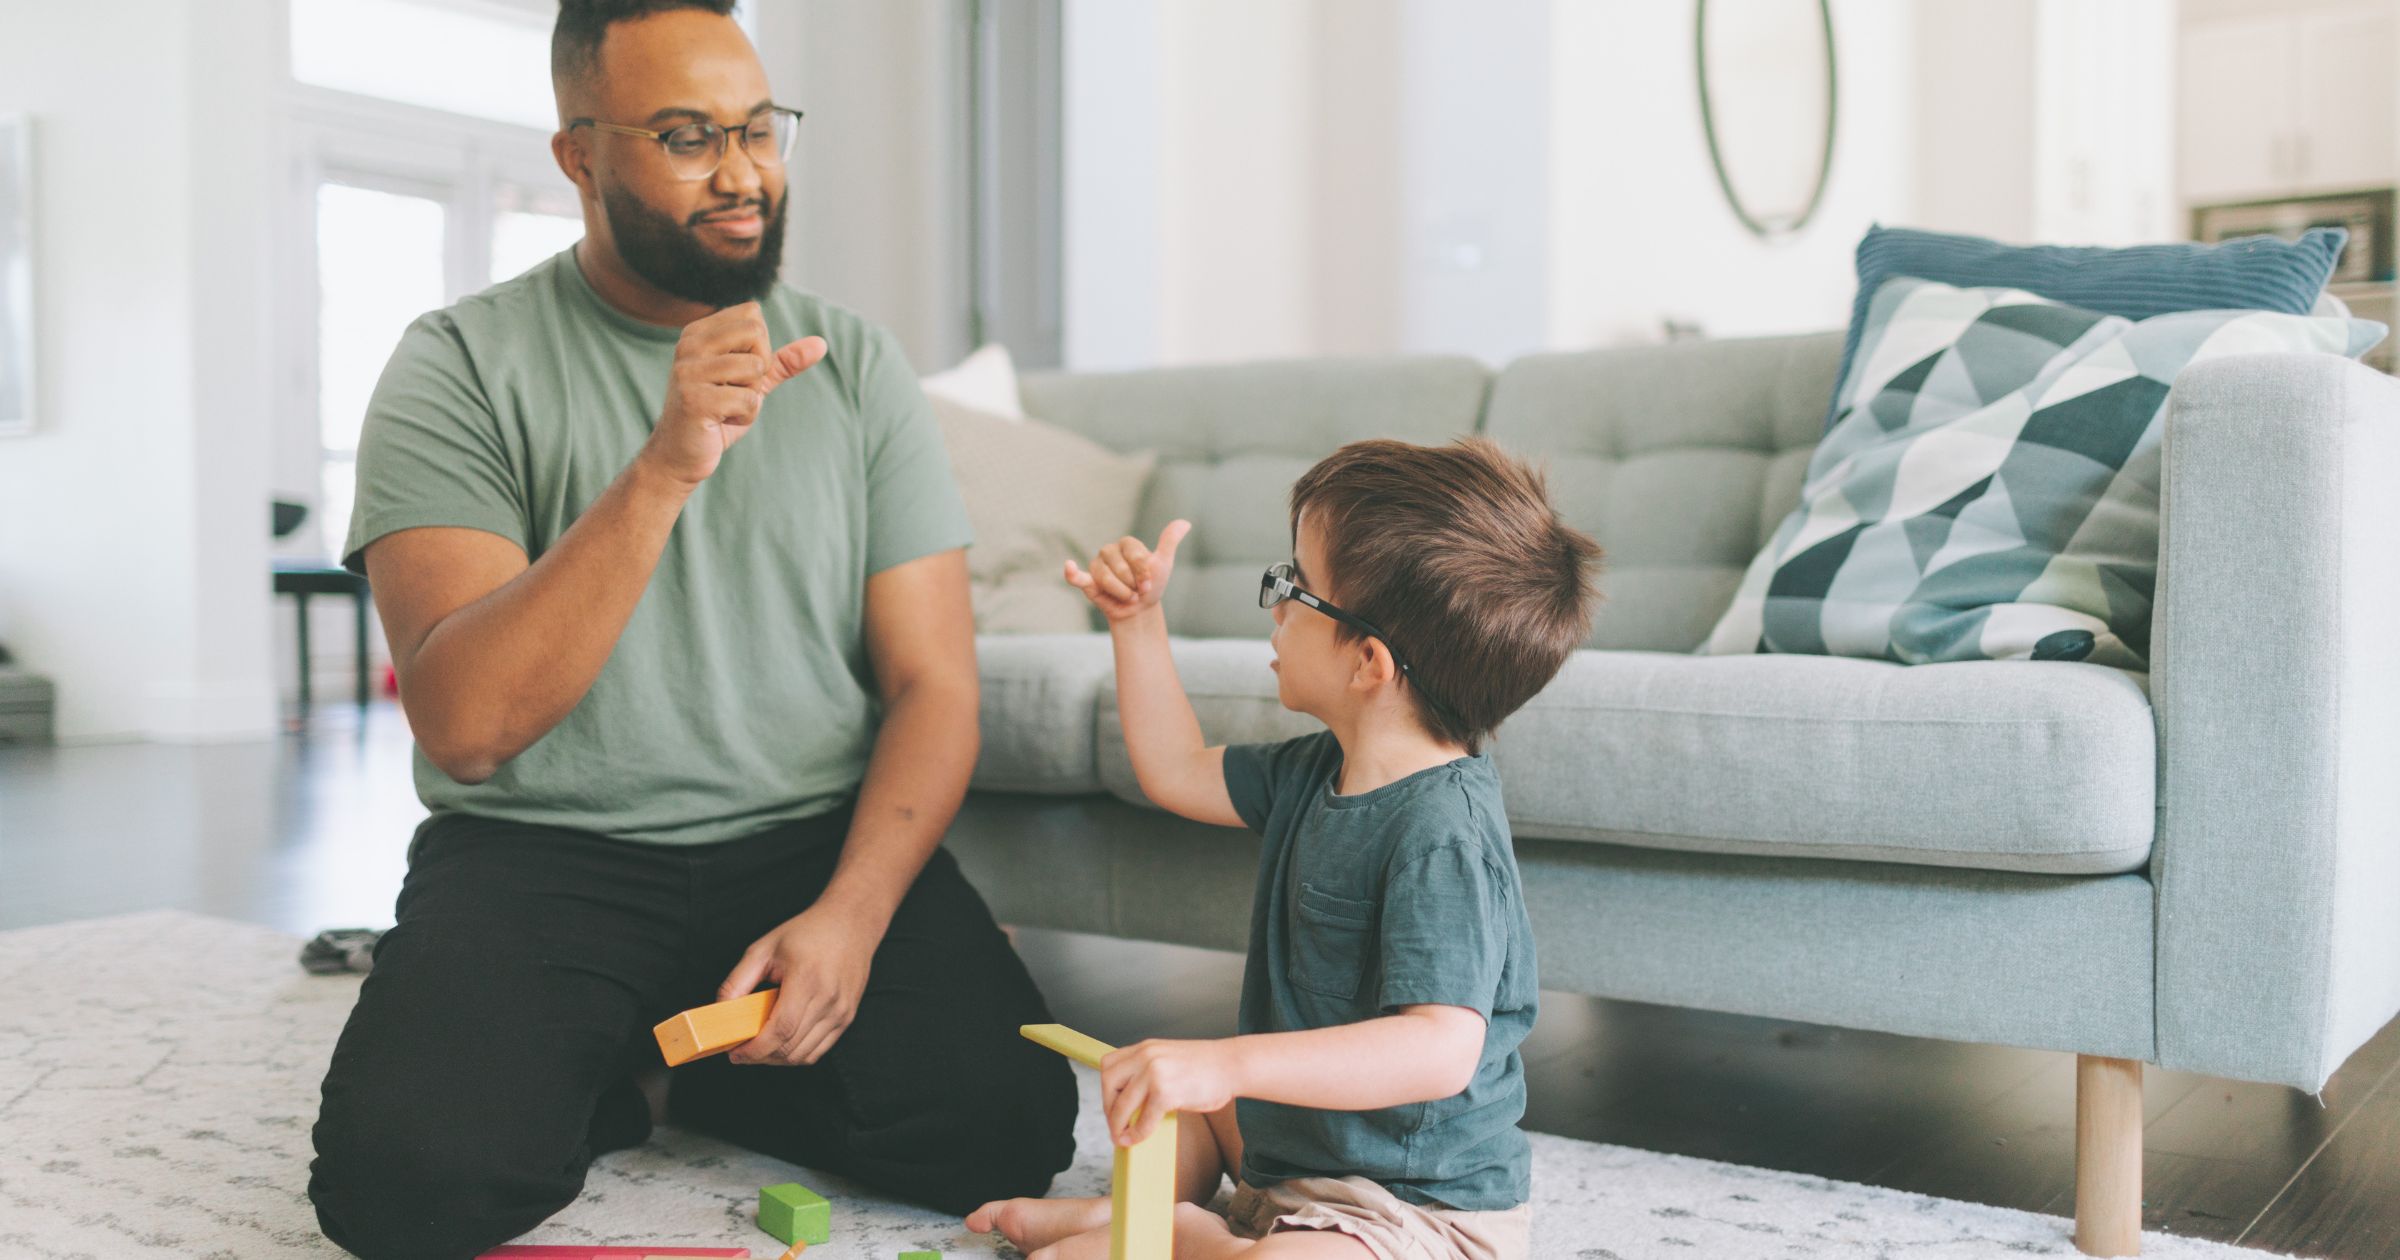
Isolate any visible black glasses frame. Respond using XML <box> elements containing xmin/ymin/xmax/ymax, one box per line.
<box><xmin>568</xmin><ymin>105</ymin><xmax>804</xmax><ymax>181</ymax></box>
<box><xmin>1259</xmin><ymin>562</ymin><xmax>1464</xmax><ymax>727</ymax></box>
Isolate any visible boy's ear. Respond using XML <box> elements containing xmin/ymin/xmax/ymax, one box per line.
<box><xmin>1350</xmin><ymin>637</ymin><xmax>1400</xmax><ymax>693</ymax></box>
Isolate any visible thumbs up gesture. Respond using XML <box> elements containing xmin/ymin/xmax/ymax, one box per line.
<box><xmin>1065</xmin><ymin>519</ymin><xmax>1191</xmax><ymax>624</ymax></box>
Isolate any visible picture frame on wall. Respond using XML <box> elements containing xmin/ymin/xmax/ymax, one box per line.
<box><xmin>0</xmin><ymin>113</ymin><xmax>31</xmax><ymax>437</ymax></box>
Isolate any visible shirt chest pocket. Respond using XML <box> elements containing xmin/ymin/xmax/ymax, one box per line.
<box><xmin>1287</xmin><ymin>882</ymin><xmax>1377</xmax><ymax>1002</ymax></box>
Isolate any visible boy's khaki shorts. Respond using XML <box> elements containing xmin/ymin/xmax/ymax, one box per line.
<box><xmin>1224</xmin><ymin>1177</ymin><xmax>1531</xmax><ymax>1260</ymax></box>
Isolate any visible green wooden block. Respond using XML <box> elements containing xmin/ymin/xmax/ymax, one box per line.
<box><xmin>899</xmin><ymin>1252</ymin><xmax>941</xmax><ymax>1259</ymax></box>
<box><xmin>757</xmin><ymin>1181</ymin><xmax>830</xmax><ymax>1246</ymax></box>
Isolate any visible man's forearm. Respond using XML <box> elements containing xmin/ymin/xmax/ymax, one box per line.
<box><xmin>406</xmin><ymin>455</ymin><xmax>692</xmax><ymax>781</ymax></box>
<box><xmin>813</xmin><ymin>675</ymin><xmax>981</xmax><ymax>931</ymax></box>
<box><xmin>1227</xmin><ymin>1012</ymin><xmax>1484</xmax><ymax>1111</ymax></box>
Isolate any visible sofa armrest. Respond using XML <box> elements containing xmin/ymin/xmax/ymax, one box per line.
<box><xmin>2155</xmin><ymin>351</ymin><xmax>2400</xmax><ymax>1089</ymax></box>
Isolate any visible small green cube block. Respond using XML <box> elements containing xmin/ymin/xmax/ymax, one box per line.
<box><xmin>899</xmin><ymin>1252</ymin><xmax>941</xmax><ymax>1259</ymax></box>
<box><xmin>757</xmin><ymin>1181</ymin><xmax>830</xmax><ymax>1246</ymax></box>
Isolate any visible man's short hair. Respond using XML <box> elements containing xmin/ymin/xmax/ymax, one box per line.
<box><xmin>1288</xmin><ymin>437</ymin><xmax>1602</xmax><ymax>754</ymax></box>
<box><xmin>552</xmin><ymin>0</ymin><xmax>739</xmax><ymax>103</ymax></box>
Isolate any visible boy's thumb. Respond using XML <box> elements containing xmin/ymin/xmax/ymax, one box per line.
<box><xmin>1155</xmin><ymin>519</ymin><xmax>1193</xmax><ymax>564</ymax></box>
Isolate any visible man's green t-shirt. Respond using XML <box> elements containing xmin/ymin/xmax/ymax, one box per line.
<box><xmin>345</xmin><ymin>249</ymin><xmax>973</xmax><ymax>845</ymax></box>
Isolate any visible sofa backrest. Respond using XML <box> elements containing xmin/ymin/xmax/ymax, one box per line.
<box><xmin>1018</xmin><ymin>355</ymin><xmax>1491</xmax><ymax>639</ymax></box>
<box><xmin>1481</xmin><ymin>332</ymin><xmax>1841</xmax><ymax>651</ymax></box>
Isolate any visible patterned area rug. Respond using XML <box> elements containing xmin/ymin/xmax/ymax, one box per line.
<box><xmin>0</xmin><ymin>911</ymin><xmax>2285</xmax><ymax>1259</ymax></box>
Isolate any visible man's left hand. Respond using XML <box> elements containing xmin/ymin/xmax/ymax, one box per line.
<box><xmin>719</xmin><ymin>901</ymin><xmax>884</xmax><ymax>1066</ymax></box>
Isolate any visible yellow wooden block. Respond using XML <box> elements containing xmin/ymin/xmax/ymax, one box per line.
<box><xmin>1110</xmin><ymin>1111</ymin><xmax>1177</xmax><ymax>1260</ymax></box>
<box><xmin>1019</xmin><ymin>1022</ymin><xmax>1115</xmax><ymax>1069</ymax></box>
<box><xmin>654</xmin><ymin>989</ymin><xmax>778</xmax><ymax>1066</ymax></box>
<box><xmin>1020</xmin><ymin>1023</ymin><xmax>1176</xmax><ymax>1260</ymax></box>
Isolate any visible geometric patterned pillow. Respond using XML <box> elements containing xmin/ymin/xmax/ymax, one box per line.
<box><xmin>1702</xmin><ymin>276</ymin><xmax>2387</xmax><ymax>669</ymax></box>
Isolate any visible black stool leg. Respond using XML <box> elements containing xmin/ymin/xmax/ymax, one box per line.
<box><xmin>294</xmin><ymin>591</ymin><xmax>312</xmax><ymax>719</ymax></box>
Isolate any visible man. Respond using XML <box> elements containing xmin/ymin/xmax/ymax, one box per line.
<box><xmin>305</xmin><ymin>3</ymin><xmax>1076</xmax><ymax>1256</ymax></box>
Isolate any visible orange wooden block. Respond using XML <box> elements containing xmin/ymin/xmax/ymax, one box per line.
<box><xmin>653</xmin><ymin>989</ymin><xmax>778</xmax><ymax>1066</ymax></box>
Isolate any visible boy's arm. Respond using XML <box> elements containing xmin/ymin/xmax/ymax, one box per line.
<box><xmin>1108</xmin><ymin>604</ymin><xmax>1241</xmax><ymax>827</ymax></box>
<box><xmin>1067</xmin><ymin>520</ymin><xmax>1242</xmax><ymax>827</ymax></box>
<box><xmin>1229</xmin><ymin>1005</ymin><xmax>1486</xmax><ymax>1109</ymax></box>
<box><xmin>1098</xmin><ymin>1006</ymin><xmax>1486</xmax><ymax>1143</ymax></box>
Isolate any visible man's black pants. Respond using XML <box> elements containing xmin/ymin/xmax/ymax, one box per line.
<box><xmin>307</xmin><ymin>808</ymin><xmax>1079</xmax><ymax>1260</ymax></box>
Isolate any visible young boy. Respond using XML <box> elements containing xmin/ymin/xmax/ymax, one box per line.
<box><xmin>966</xmin><ymin>438</ymin><xmax>1601</xmax><ymax>1260</ymax></box>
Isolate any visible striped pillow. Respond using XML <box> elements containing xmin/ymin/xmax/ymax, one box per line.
<box><xmin>1826</xmin><ymin>224</ymin><xmax>2348</xmax><ymax>429</ymax></box>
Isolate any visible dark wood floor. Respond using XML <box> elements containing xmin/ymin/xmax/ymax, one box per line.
<box><xmin>3</xmin><ymin>702</ymin><xmax>2395</xmax><ymax>1258</ymax></box>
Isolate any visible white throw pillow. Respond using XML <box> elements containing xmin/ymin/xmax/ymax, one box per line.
<box><xmin>921</xmin><ymin>343</ymin><xmax>1024</xmax><ymax>419</ymax></box>
<box><xmin>931</xmin><ymin>395</ymin><xmax>1155</xmax><ymax>633</ymax></box>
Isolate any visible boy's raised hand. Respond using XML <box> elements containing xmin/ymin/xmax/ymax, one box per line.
<box><xmin>1065</xmin><ymin>519</ymin><xmax>1192</xmax><ymax>623</ymax></box>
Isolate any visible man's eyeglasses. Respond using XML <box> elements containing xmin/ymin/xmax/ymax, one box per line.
<box><xmin>1259</xmin><ymin>562</ymin><xmax>1463</xmax><ymax>727</ymax></box>
<box><xmin>569</xmin><ymin>106</ymin><xmax>803</xmax><ymax>182</ymax></box>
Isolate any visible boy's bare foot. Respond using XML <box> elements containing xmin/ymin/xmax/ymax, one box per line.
<box><xmin>1025</xmin><ymin>1223</ymin><xmax>1116</xmax><ymax>1260</ymax></box>
<box><xmin>964</xmin><ymin>1194</ymin><xmax>1113</xmax><ymax>1252</ymax></box>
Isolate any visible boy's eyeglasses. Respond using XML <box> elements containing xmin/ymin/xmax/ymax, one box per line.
<box><xmin>1259</xmin><ymin>562</ymin><xmax>1464</xmax><ymax>729</ymax></box>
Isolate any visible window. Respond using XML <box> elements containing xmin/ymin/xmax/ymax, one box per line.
<box><xmin>278</xmin><ymin>1</ymin><xmax>612</xmax><ymax>559</ymax></box>
<box><xmin>280</xmin><ymin>0</ymin><xmax>759</xmax><ymax>558</ymax></box>
<box><xmin>490</xmin><ymin>183</ymin><xmax>585</xmax><ymax>284</ymax></box>
<box><xmin>313</xmin><ymin>180</ymin><xmax>449</xmax><ymax>558</ymax></box>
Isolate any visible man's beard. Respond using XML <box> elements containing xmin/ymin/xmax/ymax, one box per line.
<box><xmin>600</xmin><ymin>182</ymin><xmax>789</xmax><ymax>308</ymax></box>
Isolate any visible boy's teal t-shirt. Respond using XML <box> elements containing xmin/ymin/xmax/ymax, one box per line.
<box><xmin>343</xmin><ymin>249</ymin><xmax>973</xmax><ymax>845</ymax></box>
<box><xmin>1222</xmin><ymin>730</ymin><xmax>1538</xmax><ymax>1211</ymax></box>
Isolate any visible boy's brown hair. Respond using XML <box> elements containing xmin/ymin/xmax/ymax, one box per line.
<box><xmin>1288</xmin><ymin>437</ymin><xmax>1602</xmax><ymax>754</ymax></box>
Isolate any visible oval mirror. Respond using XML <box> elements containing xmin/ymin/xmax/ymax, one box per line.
<box><xmin>1697</xmin><ymin>0</ymin><xmax>1837</xmax><ymax>238</ymax></box>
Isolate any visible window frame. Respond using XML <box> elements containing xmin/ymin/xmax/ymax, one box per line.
<box><xmin>272</xmin><ymin>0</ymin><xmax>584</xmax><ymax>559</ymax></box>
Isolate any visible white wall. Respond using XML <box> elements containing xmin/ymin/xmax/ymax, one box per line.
<box><xmin>1549</xmin><ymin>0</ymin><xmax>1918</xmax><ymax>348</ymax></box>
<box><xmin>1155</xmin><ymin>0</ymin><xmax>1322</xmax><ymax>365</ymax></box>
<box><xmin>0</xmin><ymin>0</ymin><xmax>278</xmax><ymax>743</ymax></box>
<box><xmin>1064</xmin><ymin>0</ymin><xmax>1918</xmax><ymax>368</ymax></box>
<box><xmin>1395</xmin><ymin>0</ymin><xmax>1552</xmax><ymax>361</ymax></box>
<box><xmin>1913</xmin><ymin>1</ymin><xmax>2038</xmax><ymax>243</ymax></box>
<box><xmin>764</xmin><ymin>0</ymin><xmax>969</xmax><ymax>373</ymax></box>
<box><xmin>1062</xmin><ymin>0</ymin><xmax>1164</xmax><ymax>370</ymax></box>
<box><xmin>1062</xmin><ymin>0</ymin><xmax>1407</xmax><ymax>370</ymax></box>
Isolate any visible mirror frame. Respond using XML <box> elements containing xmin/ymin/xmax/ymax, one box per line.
<box><xmin>1695</xmin><ymin>0</ymin><xmax>1839</xmax><ymax>239</ymax></box>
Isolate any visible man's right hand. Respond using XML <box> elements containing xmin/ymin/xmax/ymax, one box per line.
<box><xmin>641</xmin><ymin>301</ymin><xmax>828</xmax><ymax>486</ymax></box>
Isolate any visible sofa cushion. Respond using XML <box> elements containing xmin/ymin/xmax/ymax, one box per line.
<box><xmin>934</xmin><ymin>395</ymin><xmax>1154</xmax><ymax>634</ymax></box>
<box><xmin>1096</xmin><ymin>638</ymin><xmax>2156</xmax><ymax>876</ymax></box>
<box><xmin>1019</xmin><ymin>356</ymin><xmax>1491</xmax><ymax>640</ymax></box>
<box><xmin>972</xmin><ymin>634</ymin><xmax>1118</xmax><ymax>794</ymax></box>
<box><xmin>1479</xmin><ymin>333</ymin><xmax>1840</xmax><ymax>654</ymax></box>
<box><xmin>1704</xmin><ymin>278</ymin><xmax>2386</xmax><ymax>671</ymax></box>
<box><xmin>1828</xmin><ymin>223</ymin><xmax>2349</xmax><ymax>429</ymax></box>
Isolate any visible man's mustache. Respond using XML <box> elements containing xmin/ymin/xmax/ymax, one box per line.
<box><xmin>689</xmin><ymin>198</ymin><xmax>774</xmax><ymax>227</ymax></box>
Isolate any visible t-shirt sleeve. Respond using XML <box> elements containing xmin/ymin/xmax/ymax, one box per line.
<box><xmin>1221</xmin><ymin>732</ymin><xmax>1322</xmax><ymax>832</ymax></box>
<box><xmin>342</xmin><ymin>313</ymin><xmax>528</xmax><ymax>574</ymax></box>
<box><xmin>856</xmin><ymin>325</ymin><xmax>975</xmax><ymax>575</ymax></box>
<box><xmin>1376</xmin><ymin>844</ymin><xmax>1512</xmax><ymax>1019</ymax></box>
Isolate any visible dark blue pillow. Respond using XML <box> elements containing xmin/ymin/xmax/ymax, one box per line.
<box><xmin>1826</xmin><ymin>223</ymin><xmax>2348</xmax><ymax>428</ymax></box>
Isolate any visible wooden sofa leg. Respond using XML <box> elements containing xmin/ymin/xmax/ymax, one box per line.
<box><xmin>2075</xmin><ymin>1054</ymin><xmax>2144</xmax><ymax>1256</ymax></box>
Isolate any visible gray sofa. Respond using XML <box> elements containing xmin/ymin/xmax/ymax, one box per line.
<box><xmin>940</xmin><ymin>330</ymin><xmax>2400</xmax><ymax>1255</ymax></box>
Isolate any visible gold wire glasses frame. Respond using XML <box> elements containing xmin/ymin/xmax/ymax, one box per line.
<box><xmin>568</xmin><ymin>105</ymin><xmax>803</xmax><ymax>181</ymax></box>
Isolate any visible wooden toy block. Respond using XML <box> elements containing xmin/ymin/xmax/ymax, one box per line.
<box><xmin>1018</xmin><ymin>1024</ymin><xmax>1174</xmax><ymax>1260</ymax></box>
<box><xmin>653</xmin><ymin>988</ymin><xmax>778</xmax><ymax>1066</ymax></box>
<box><xmin>1019</xmin><ymin>1022</ymin><xmax>1113</xmax><ymax>1069</ymax></box>
<box><xmin>1110</xmin><ymin>1110</ymin><xmax>1176</xmax><ymax>1260</ymax></box>
<box><xmin>757</xmin><ymin>1181</ymin><xmax>831</xmax><ymax>1247</ymax></box>
<box><xmin>898</xmin><ymin>1252</ymin><xmax>939</xmax><ymax>1259</ymax></box>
